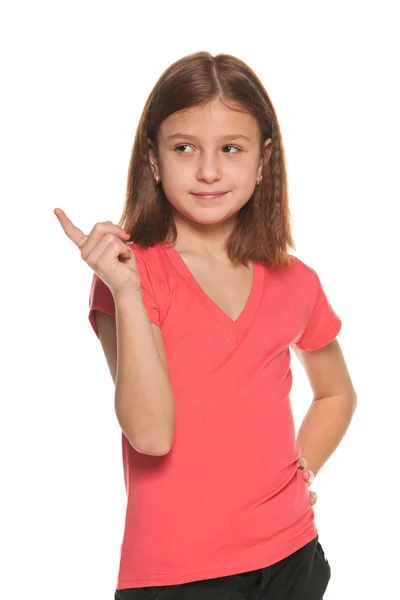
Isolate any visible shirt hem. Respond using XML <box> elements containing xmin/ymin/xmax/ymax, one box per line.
<box><xmin>116</xmin><ymin>522</ymin><xmax>318</xmax><ymax>589</ymax></box>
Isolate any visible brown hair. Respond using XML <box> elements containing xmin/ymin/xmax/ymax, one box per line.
<box><xmin>118</xmin><ymin>51</ymin><xmax>296</xmax><ymax>269</ymax></box>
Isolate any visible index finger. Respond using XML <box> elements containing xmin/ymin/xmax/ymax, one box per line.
<box><xmin>54</xmin><ymin>208</ymin><xmax>87</xmax><ymax>249</ymax></box>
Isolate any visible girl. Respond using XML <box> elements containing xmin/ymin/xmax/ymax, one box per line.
<box><xmin>55</xmin><ymin>51</ymin><xmax>357</xmax><ymax>600</ymax></box>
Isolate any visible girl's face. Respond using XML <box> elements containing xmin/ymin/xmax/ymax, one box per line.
<box><xmin>149</xmin><ymin>99</ymin><xmax>271</xmax><ymax>228</ymax></box>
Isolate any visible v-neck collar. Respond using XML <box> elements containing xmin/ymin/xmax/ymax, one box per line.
<box><xmin>161</xmin><ymin>242</ymin><xmax>264</xmax><ymax>346</ymax></box>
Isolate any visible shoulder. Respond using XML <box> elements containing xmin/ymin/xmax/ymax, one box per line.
<box><xmin>127</xmin><ymin>242</ymin><xmax>165</xmax><ymax>280</ymax></box>
<box><xmin>287</xmin><ymin>254</ymin><xmax>316</xmax><ymax>276</ymax></box>
<box><xmin>267</xmin><ymin>255</ymin><xmax>323</xmax><ymax>312</ymax></box>
<box><xmin>270</xmin><ymin>253</ymin><xmax>317</xmax><ymax>289</ymax></box>
<box><xmin>127</xmin><ymin>242</ymin><xmax>174</xmax><ymax>321</ymax></box>
<box><xmin>127</xmin><ymin>241</ymin><xmax>170</xmax><ymax>270</ymax></box>
<box><xmin>289</xmin><ymin>254</ymin><xmax>321</xmax><ymax>285</ymax></box>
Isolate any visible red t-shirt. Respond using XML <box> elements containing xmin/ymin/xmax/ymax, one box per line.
<box><xmin>88</xmin><ymin>241</ymin><xmax>342</xmax><ymax>590</ymax></box>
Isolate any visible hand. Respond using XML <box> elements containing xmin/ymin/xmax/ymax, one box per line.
<box><xmin>298</xmin><ymin>456</ymin><xmax>317</xmax><ymax>506</ymax></box>
<box><xmin>54</xmin><ymin>208</ymin><xmax>142</xmax><ymax>295</ymax></box>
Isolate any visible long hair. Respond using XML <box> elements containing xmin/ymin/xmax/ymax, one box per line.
<box><xmin>118</xmin><ymin>51</ymin><xmax>296</xmax><ymax>269</ymax></box>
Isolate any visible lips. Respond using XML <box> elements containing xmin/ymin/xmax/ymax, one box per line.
<box><xmin>192</xmin><ymin>192</ymin><xmax>227</xmax><ymax>198</ymax></box>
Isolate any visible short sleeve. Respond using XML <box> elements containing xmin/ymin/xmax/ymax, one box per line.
<box><xmin>88</xmin><ymin>246</ymin><xmax>161</xmax><ymax>339</ymax></box>
<box><xmin>291</xmin><ymin>268</ymin><xmax>342</xmax><ymax>351</ymax></box>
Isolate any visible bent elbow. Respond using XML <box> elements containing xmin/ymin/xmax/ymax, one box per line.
<box><xmin>124</xmin><ymin>426</ymin><xmax>174</xmax><ymax>456</ymax></box>
<box><xmin>134</xmin><ymin>437</ymin><xmax>172</xmax><ymax>456</ymax></box>
<box><xmin>117</xmin><ymin>408</ymin><xmax>175</xmax><ymax>457</ymax></box>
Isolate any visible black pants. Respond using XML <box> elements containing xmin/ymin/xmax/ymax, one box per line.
<box><xmin>115</xmin><ymin>535</ymin><xmax>330</xmax><ymax>599</ymax></box>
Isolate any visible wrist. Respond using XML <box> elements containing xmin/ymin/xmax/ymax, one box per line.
<box><xmin>113</xmin><ymin>285</ymin><xmax>143</xmax><ymax>305</ymax></box>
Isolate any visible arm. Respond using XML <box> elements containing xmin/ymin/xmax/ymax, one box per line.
<box><xmin>94</xmin><ymin>287</ymin><xmax>175</xmax><ymax>456</ymax></box>
<box><xmin>293</xmin><ymin>339</ymin><xmax>357</xmax><ymax>477</ymax></box>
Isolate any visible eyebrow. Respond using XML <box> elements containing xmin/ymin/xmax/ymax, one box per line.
<box><xmin>166</xmin><ymin>133</ymin><xmax>252</xmax><ymax>142</ymax></box>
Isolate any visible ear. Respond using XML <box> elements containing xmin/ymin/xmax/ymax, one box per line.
<box><xmin>148</xmin><ymin>139</ymin><xmax>160</xmax><ymax>178</ymax></box>
<box><xmin>257</xmin><ymin>138</ymin><xmax>272</xmax><ymax>178</ymax></box>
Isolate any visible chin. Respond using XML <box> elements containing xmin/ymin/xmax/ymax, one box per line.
<box><xmin>184</xmin><ymin>207</ymin><xmax>237</xmax><ymax>225</ymax></box>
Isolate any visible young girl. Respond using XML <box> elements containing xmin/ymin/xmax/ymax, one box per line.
<box><xmin>55</xmin><ymin>51</ymin><xmax>357</xmax><ymax>600</ymax></box>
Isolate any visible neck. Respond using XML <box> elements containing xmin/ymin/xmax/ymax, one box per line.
<box><xmin>170</xmin><ymin>212</ymin><xmax>237</xmax><ymax>259</ymax></box>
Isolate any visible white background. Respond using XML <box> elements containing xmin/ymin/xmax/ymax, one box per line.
<box><xmin>1</xmin><ymin>1</ymin><xmax>399</xmax><ymax>598</ymax></box>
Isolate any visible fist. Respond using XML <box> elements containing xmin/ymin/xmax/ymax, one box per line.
<box><xmin>54</xmin><ymin>209</ymin><xmax>142</xmax><ymax>295</ymax></box>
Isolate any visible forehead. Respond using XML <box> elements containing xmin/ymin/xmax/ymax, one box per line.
<box><xmin>159</xmin><ymin>100</ymin><xmax>259</xmax><ymax>139</ymax></box>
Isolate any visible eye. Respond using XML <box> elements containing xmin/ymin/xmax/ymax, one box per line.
<box><xmin>174</xmin><ymin>144</ymin><xmax>242</xmax><ymax>154</ymax></box>
<box><xmin>222</xmin><ymin>145</ymin><xmax>241</xmax><ymax>153</ymax></box>
<box><xmin>175</xmin><ymin>144</ymin><xmax>193</xmax><ymax>153</ymax></box>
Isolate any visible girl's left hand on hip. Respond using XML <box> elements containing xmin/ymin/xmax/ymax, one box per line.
<box><xmin>298</xmin><ymin>456</ymin><xmax>317</xmax><ymax>506</ymax></box>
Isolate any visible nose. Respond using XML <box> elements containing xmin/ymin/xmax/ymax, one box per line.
<box><xmin>196</xmin><ymin>151</ymin><xmax>222</xmax><ymax>183</ymax></box>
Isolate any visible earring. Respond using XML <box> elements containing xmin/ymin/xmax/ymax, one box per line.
<box><xmin>154</xmin><ymin>175</ymin><xmax>160</xmax><ymax>184</ymax></box>
<box><xmin>256</xmin><ymin>177</ymin><xmax>262</xmax><ymax>185</ymax></box>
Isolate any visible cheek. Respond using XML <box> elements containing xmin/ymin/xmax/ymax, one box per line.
<box><xmin>160</xmin><ymin>157</ymin><xmax>190</xmax><ymax>187</ymax></box>
<box><xmin>226</xmin><ymin>155</ymin><xmax>259</xmax><ymax>181</ymax></box>
<box><xmin>161</xmin><ymin>173</ymin><xmax>190</xmax><ymax>200</ymax></box>
<box><xmin>160</xmin><ymin>171</ymin><xmax>191</xmax><ymax>210</ymax></box>
<box><xmin>230</xmin><ymin>165</ymin><xmax>258</xmax><ymax>195</ymax></box>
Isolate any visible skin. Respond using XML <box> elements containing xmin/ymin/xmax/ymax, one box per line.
<box><xmin>149</xmin><ymin>97</ymin><xmax>272</xmax><ymax>258</ymax></box>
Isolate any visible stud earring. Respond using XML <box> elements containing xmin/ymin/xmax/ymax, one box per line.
<box><xmin>154</xmin><ymin>175</ymin><xmax>160</xmax><ymax>184</ymax></box>
<box><xmin>256</xmin><ymin>177</ymin><xmax>262</xmax><ymax>185</ymax></box>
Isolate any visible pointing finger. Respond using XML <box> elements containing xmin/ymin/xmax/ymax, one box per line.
<box><xmin>54</xmin><ymin>208</ymin><xmax>87</xmax><ymax>249</ymax></box>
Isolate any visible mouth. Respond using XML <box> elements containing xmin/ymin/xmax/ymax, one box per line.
<box><xmin>191</xmin><ymin>192</ymin><xmax>227</xmax><ymax>199</ymax></box>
